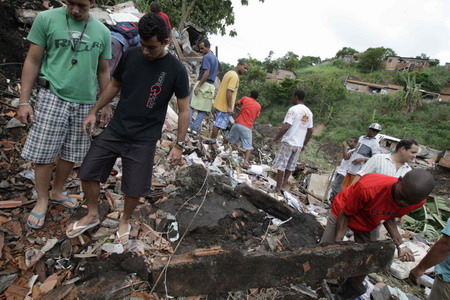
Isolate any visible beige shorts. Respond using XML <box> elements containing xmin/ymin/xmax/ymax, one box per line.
<box><xmin>429</xmin><ymin>274</ymin><xmax>450</xmax><ymax>300</ymax></box>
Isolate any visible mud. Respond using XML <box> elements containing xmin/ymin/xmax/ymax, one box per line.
<box><xmin>77</xmin><ymin>253</ymin><xmax>148</xmax><ymax>300</ymax></box>
<box><xmin>153</xmin><ymin>195</ymin><xmax>323</xmax><ymax>252</ymax></box>
<box><xmin>0</xmin><ymin>4</ymin><xmax>28</xmax><ymax>80</ymax></box>
<box><xmin>0</xmin><ymin>1</ymin><xmax>62</xmax><ymax>80</ymax></box>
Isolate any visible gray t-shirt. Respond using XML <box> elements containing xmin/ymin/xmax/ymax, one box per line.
<box><xmin>347</xmin><ymin>135</ymin><xmax>381</xmax><ymax>175</ymax></box>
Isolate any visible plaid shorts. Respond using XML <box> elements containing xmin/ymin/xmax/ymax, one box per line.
<box><xmin>213</xmin><ymin>109</ymin><xmax>230</xmax><ymax>129</ymax></box>
<box><xmin>272</xmin><ymin>142</ymin><xmax>302</xmax><ymax>171</ymax></box>
<box><xmin>22</xmin><ymin>88</ymin><xmax>93</xmax><ymax>164</ymax></box>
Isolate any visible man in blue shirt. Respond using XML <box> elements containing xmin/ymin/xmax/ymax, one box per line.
<box><xmin>410</xmin><ymin>218</ymin><xmax>450</xmax><ymax>299</ymax></box>
<box><xmin>189</xmin><ymin>39</ymin><xmax>219</xmax><ymax>134</ymax></box>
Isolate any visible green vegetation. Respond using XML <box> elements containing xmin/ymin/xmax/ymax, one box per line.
<box><xmin>335</xmin><ymin>47</ymin><xmax>358</xmax><ymax>59</ymax></box>
<box><xmin>96</xmin><ymin>0</ymin><xmax>265</xmax><ymax>36</ymax></box>
<box><xmin>404</xmin><ymin>197</ymin><xmax>450</xmax><ymax>239</ymax></box>
<box><xmin>235</xmin><ymin>60</ymin><xmax>450</xmax><ymax>150</ymax></box>
<box><xmin>357</xmin><ymin>47</ymin><xmax>396</xmax><ymax>73</ymax></box>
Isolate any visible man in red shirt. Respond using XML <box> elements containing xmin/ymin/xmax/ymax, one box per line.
<box><xmin>226</xmin><ymin>90</ymin><xmax>261</xmax><ymax>168</ymax></box>
<box><xmin>150</xmin><ymin>2</ymin><xmax>171</xmax><ymax>37</ymax></box>
<box><xmin>320</xmin><ymin>169</ymin><xmax>435</xmax><ymax>299</ymax></box>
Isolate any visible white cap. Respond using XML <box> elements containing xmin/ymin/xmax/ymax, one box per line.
<box><xmin>369</xmin><ymin>123</ymin><xmax>382</xmax><ymax>131</ymax></box>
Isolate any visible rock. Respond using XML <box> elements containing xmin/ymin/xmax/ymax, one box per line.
<box><xmin>92</xmin><ymin>227</ymin><xmax>116</xmax><ymax>240</ymax></box>
<box><xmin>101</xmin><ymin>243</ymin><xmax>124</xmax><ymax>254</ymax></box>
<box><xmin>10</xmin><ymin>99</ymin><xmax>20</xmax><ymax>107</ymax></box>
<box><xmin>417</xmin><ymin>274</ymin><xmax>434</xmax><ymax>288</ymax></box>
<box><xmin>60</xmin><ymin>239</ymin><xmax>72</xmax><ymax>259</ymax></box>
<box><xmin>101</xmin><ymin>218</ymin><xmax>120</xmax><ymax>228</ymax></box>
<box><xmin>371</xmin><ymin>285</ymin><xmax>408</xmax><ymax>300</ymax></box>
<box><xmin>306</xmin><ymin>173</ymin><xmax>331</xmax><ymax>204</ymax></box>
<box><xmin>5</xmin><ymin>118</ymin><xmax>25</xmax><ymax>129</ymax></box>
<box><xmin>0</xmin><ymin>181</ymin><xmax>10</xmax><ymax>188</ymax></box>
<box><xmin>0</xmin><ymin>271</ymin><xmax>18</xmax><ymax>294</ymax></box>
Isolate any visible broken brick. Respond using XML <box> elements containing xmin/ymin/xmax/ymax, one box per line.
<box><xmin>0</xmin><ymin>200</ymin><xmax>22</xmax><ymax>209</ymax></box>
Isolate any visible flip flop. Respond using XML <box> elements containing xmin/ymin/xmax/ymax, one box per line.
<box><xmin>66</xmin><ymin>219</ymin><xmax>100</xmax><ymax>239</ymax></box>
<box><xmin>50</xmin><ymin>196</ymin><xmax>80</xmax><ymax>209</ymax></box>
<box><xmin>115</xmin><ymin>224</ymin><xmax>132</xmax><ymax>245</ymax></box>
<box><xmin>27</xmin><ymin>210</ymin><xmax>47</xmax><ymax>229</ymax></box>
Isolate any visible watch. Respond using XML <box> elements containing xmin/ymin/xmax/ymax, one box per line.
<box><xmin>174</xmin><ymin>141</ymin><xmax>185</xmax><ymax>149</ymax></box>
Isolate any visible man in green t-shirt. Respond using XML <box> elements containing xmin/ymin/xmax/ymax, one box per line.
<box><xmin>16</xmin><ymin>0</ymin><xmax>112</xmax><ymax>229</ymax></box>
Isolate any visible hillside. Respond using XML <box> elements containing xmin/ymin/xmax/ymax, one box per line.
<box><xmin>249</xmin><ymin>64</ymin><xmax>450</xmax><ymax>151</ymax></box>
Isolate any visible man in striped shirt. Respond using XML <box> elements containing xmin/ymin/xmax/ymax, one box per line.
<box><xmin>351</xmin><ymin>138</ymin><xmax>419</xmax><ymax>185</ymax></box>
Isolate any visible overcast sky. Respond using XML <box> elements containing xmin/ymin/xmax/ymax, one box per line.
<box><xmin>209</xmin><ymin>0</ymin><xmax>450</xmax><ymax>66</ymax></box>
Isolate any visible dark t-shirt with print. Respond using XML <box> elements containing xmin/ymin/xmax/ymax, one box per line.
<box><xmin>107</xmin><ymin>48</ymin><xmax>189</xmax><ymax>143</ymax></box>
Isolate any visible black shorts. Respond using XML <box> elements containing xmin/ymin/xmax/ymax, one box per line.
<box><xmin>78</xmin><ymin>129</ymin><xmax>157</xmax><ymax>198</ymax></box>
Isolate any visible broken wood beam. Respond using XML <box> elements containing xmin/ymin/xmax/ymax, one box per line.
<box><xmin>236</xmin><ymin>184</ymin><xmax>296</xmax><ymax>220</ymax></box>
<box><xmin>150</xmin><ymin>241</ymin><xmax>395</xmax><ymax>296</ymax></box>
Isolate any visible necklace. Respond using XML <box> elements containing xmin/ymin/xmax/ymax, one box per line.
<box><xmin>66</xmin><ymin>13</ymin><xmax>89</xmax><ymax>69</ymax></box>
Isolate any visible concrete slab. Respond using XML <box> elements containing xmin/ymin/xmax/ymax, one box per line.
<box><xmin>307</xmin><ymin>173</ymin><xmax>331</xmax><ymax>204</ymax></box>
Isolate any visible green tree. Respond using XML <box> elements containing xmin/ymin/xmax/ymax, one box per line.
<box><xmin>262</xmin><ymin>51</ymin><xmax>280</xmax><ymax>73</ymax></box>
<box><xmin>148</xmin><ymin>0</ymin><xmax>265</xmax><ymax>36</ymax></box>
<box><xmin>416</xmin><ymin>53</ymin><xmax>429</xmax><ymax>60</ymax></box>
<box><xmin>240</xmin><ymin>58</ymin><xmax>266</xmax><ymax>82</ymax></box>
<box><xmin>415</xmin><ymin>53</ymin><xmax>439</xmax><ymax>67</ymax></box>
<box><xmin>298</xmin><ymin>56</ymin><xmax>321</xmax><ymax>68</ymax></box>
<box><xmin>395</xmin><ymin>67</ymin><xmax>450</xmax><ymax>92</ymax></box>
<box><xmin>219</xmin><ymin>61</ymin><xmax>233</xmax><ymax>79</ymax></box>
<box><xmin>335</xmin><ymin>47</ymin><xmax>358</xmax><ymax>58</ymax></box>
<box><xmin>358</xmin><ymin>47</ymin><xmax>397</xmax><ymax>73</ymax></box>
<box><xmin>279</xmin><ymin>51</ymin><xmax>301</xmax><ymax>71</ymax></box>
<box><xmin>429</xmin><ymin>58</ymin><xmax>440</xmax><ymax>67</ymax></box>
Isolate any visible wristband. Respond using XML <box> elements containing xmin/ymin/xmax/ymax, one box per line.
<box><xmin>174</xmin><ymin>141</ymin><xmax>185</xmax><ymax>150</ymax></box>
<box><xmin>19</xmin><ymin>103</ymin><xmax>31</xmax><ymax>106</ymax></box>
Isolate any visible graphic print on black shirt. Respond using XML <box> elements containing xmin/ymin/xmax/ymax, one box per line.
<box><xmin>107</xmin><ymin>48</ymin><xmax>189</xmax><ymax>143</ymax></box>
<box><xmin>147</xmin><ymin>72</ymin><xmax>166</xmax><ymax>108</ymax></box>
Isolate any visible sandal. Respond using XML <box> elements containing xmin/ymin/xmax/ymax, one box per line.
<box><xmin>27</xmin><ymin>210</ymin><xmax>47</xmax><ymax>229</ymax></box>
<box><xmin>66</xmin><ymin>219</ymin><xmax>100</xmax><ymax>239</ymax></box>
<box><xmin>115</xmin><ymin>224</ymin><xmax>132</xmax><ymax>245</ymax></box>
<box><xmin>50</xmin><ymin>196</ymin><xmax>80</xmax><ymax>209</ymax></box>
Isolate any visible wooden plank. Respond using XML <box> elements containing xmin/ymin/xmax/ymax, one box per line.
<box><xmin>150</xmin><ymin>241</ymin><xmax>395</xmax><ymax>296</ymax></box>
<box><xmin>236</xmin><ymin>184</ymin><xmax>296</xmax><ymax>220</ymax></box>
<box><xmin>171</xmin><ymin>35</ymin><xmax>185</xmax><ymax>62</ymax></box>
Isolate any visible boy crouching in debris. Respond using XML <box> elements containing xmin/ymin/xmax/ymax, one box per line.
<box><xmin>66</xmin><ymin>13</ymin><xmax>190</xmax><ymax>243</ymax></box>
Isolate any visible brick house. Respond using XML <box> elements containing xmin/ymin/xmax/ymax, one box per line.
<box><xmin>385</xmin><ymin>56</ymin><xmax>430</xmax><ymax>72</ymax></box>
<box><xmin>345</xmin><ymin>79</ymin><xmax>403</xmax><ymax>95</ymax></box>
<box><xmin>266</xmin><ymin>69</ymin><xmax>296</xmax><ymax>82</ymax></box>
<box><xmin>342</xmin><ymin>53</ymin><xmax>360</xmax><ymax>63</ymax></box>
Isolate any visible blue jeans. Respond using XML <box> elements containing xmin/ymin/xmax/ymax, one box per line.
<box><xmin>190</xmin><ymin>108</ymin><xmax>205</xmax><ymax>132</ymax></box>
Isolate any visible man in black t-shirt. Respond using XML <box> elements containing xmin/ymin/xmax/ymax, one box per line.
<box><xmin>66</xmin><ymin>14</ymin><xmax>190</xmax><ymax>243</ymax></box>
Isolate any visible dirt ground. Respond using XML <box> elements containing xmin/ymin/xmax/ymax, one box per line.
<box><xmin>0</xmin><ymin>1</ymin><xmax>61</xmax><ymax>80</ymax></box>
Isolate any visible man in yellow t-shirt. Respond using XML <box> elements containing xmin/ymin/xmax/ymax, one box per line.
<box><xmin>204</xmin><ymin>60</ymin><xmax>249</xmax><ymax>144</ymax></box>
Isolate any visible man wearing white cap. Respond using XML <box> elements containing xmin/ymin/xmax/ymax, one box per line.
<box><xmin>340</xmin><ymin>123</ymin><xmax>382</xmax><ymax>189</ymax></box>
